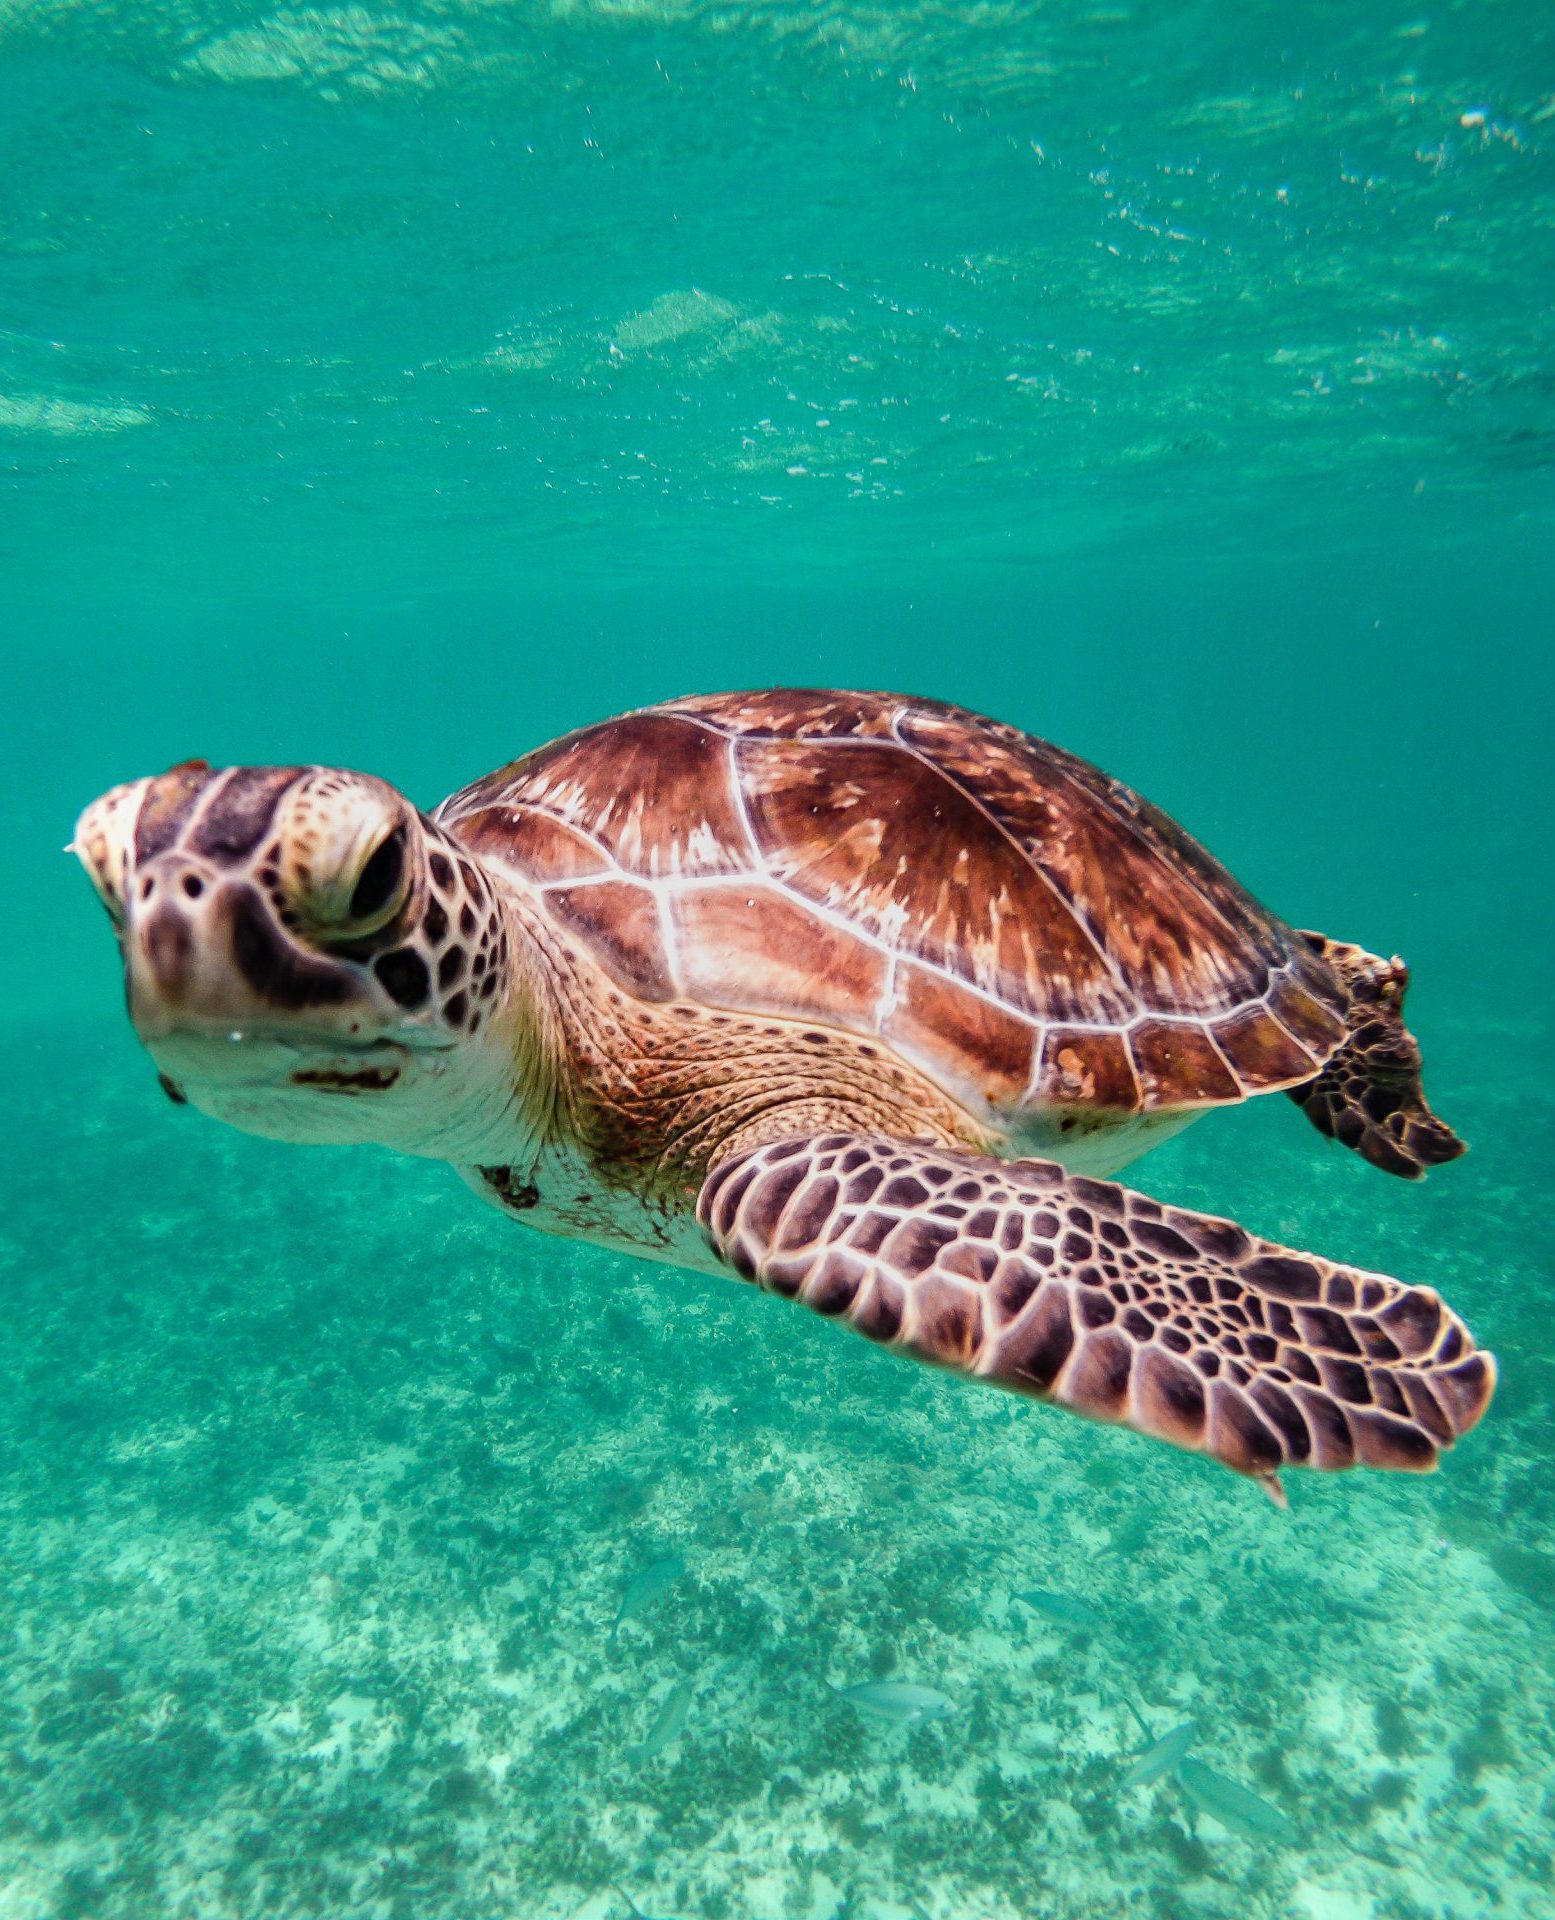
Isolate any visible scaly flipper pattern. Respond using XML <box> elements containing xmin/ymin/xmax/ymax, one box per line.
<box><xmin>697</xmin><ymin>1135</ymin><xmax>1495</xmax><ymax>1501</ymax></box>
<box><xmin>1288</xmin><ymin>933</ymin><xmax>1465</xmax><ymax>1179</ymax></box>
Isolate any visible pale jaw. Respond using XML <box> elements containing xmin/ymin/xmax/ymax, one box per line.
<box><xmin>145</xmin><ymin>1022</ymin><xmax>461</xmax><ymax>1148</ymax></box>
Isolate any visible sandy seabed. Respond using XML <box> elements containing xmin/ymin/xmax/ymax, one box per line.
<box><xmin>1</xmin><ymin>1023</ymin><xmax>1549</xmax><ymax>1920</ymax></box>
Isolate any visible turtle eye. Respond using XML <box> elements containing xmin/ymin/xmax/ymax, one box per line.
<box><xmin>344</xmin><ymin>827</ymin><xmax>407</xmax><ymax>931</ymax></box>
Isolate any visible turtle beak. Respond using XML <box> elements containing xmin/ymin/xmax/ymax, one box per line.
<box><xmin>120</xmin><ymin>852</ymin><xmax>239</xmax><ymax>1041</ymax></box>
<box><xmin>118</xmin><ymin>858</ymin><xmax>381</xmax><ymax>1051</ymax></box>
<box><xmin>71</xmin><ymin>773</ymin><xmax>249</xmax><ymax>1040</ymax></box>
<box><xmin>73</xmin><ymin>767</ymin><xmax>468</xmax><ymax>1147</ymax></box>
<box><xmin>74</xmin><ymin>770</ymin><xmax>379</xmax><ymax>1053</ymax></box>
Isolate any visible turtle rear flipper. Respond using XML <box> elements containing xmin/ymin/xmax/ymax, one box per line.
<box><xmin>697</xmin><ymin>1135</ymin><xmax>1495</xmax><ymax>1503</ymax></box>
<box><xmin>1288</xmin><ymin>932</ymin><xmax>1465</xmax><ymax>1180</ymax></box>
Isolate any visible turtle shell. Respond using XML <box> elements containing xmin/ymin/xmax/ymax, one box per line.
<box><xmin>435</xmin><ymin>691</ymin><xmax>1347</xmax><ymax>1119</ymax></box>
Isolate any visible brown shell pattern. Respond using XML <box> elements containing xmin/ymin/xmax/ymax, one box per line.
<box><xmin>436</xmin><ymin>692</ymin><xmax>1347</xmax><ymax>1119</ymax></box>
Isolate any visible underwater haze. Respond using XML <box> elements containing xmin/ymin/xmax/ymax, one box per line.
<box><xmin>1</xmin><ymin>2</ymin><xmax>1552</xmax><ymax>1917</ymax></box>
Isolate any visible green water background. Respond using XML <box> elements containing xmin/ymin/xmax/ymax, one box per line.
<box><xmin>1</xmin><ymin>4</ymin><xmax>1552</xmax><ymax>1917</ymax></box>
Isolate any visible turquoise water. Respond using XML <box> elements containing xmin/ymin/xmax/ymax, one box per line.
<box><xmin>2</xmin><ymin>4</ymin><xmax>1553</xmax><ymax>1916</ymax></box>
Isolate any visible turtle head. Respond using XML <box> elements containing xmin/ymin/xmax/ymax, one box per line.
<box><xmin>72</xmin><ymin>762</ymin><xmax>515</xmax><ymax>1152</ymax></box>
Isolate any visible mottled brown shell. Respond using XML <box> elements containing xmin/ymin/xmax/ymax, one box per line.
<box><xmin>435</xmin><ymin>691</ymin><xmax>1347</xmax><ymax>1121</ymax></box>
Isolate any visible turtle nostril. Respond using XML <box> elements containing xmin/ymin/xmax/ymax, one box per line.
<box><xmin>139</xmin><ymin>875</ymin><xmax>155</xmax><ymax>901</ymax></box>
<box><xmin>182</xmin><ymin>874</ymin><xmax>205</xmax><ymax>899</ymax></box>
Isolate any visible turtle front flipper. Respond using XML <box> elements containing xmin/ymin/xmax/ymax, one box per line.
<box><xmin>1289</xmin><ymin>932</ymin><xmax>1465</xmax><ymax>1179</ymax></box>
<box><xmin>696</xmin><ymin>1135</ymin><xmax>1495</xmax><ymax>1502</ymax></box>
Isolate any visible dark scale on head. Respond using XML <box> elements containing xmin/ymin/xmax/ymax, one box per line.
<box><xmin>193</xmin><ymin>767</ymin><xmax>302</xmax><ymax>860</ymax></box>
<box><xmin>133</xmin><ymin>760</ymin><xmax>214</xmax><ymax>862</ymax></box>
<box><xmin>444</xmin><ymin>989</ymin><xmax>469</xmax><ymax>1027</ymax></box>
<box><xmin>429</xmin><ymin>851</ymin><xmax>455</xmax><ymax>892</ymax></box>
<box><xmin>375</xmin><ymin>948</ymin><xmax>430</xmax><ymax>1009</ymax></box>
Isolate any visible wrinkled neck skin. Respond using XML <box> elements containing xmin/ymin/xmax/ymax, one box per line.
<box><xmin>361</xmin><ymin>954</ymin><xmax>549</xmax><ymax>1167</ymax></box>
<box><xmin>418</xmin><ymin>897</ymin><xmax>562</xmax><ymax>1169</ymax></box>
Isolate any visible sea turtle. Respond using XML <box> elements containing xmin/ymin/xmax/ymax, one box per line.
<box><xmin>72</xmin><ymin>690</ymin><xmax>1494</xmax><ymax>1504</ymax></box>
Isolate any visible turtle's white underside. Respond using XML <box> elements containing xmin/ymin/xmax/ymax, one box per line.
<box><xmin>457</xmin><ymin>1101</ymin><xmax>1203</xmax><ymax>1278</ymax></box>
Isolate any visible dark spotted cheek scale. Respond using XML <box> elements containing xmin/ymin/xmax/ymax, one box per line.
<box><xmin>375</xmin><ymin>949</ymin><xmax>429</xmax><ymax>1009</ymax></box>
<box><xmin>401</xmin><ymin>829</ymin><xmax>504</xmax><ymax>1031</ymax></box>
<box><xmin>695</xmin><ymin>1135</ymin><xmax>1496</xmax><ymax>1500</ymax></box>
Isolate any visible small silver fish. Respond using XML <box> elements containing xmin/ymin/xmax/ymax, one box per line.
<box><xmin>1119</xmin><ymin>1720</ymin><xmax>1197</xmax><ymax>1789</ymax></box>
<box><xmin>1014</xmin><ymin>1589</ymin><xmax>1105</xmax><ymax>1631</ymax></box>
<box><xmin>611</xmin><ymin>1555</ymin><xmax>685</xmax><ymax>1635</ymax></box>
<box><xmin>836</xmin><ymin>1681</ymin><xmax>958</xmax><ymax>1726</ymax></box>
<box><xmin>1178</xmin><ymin>1758</ymin><xmax>1293</xmax><ymax>1840</ymax></box>
<box><xmin>627</xmin><ymin>1679</ymin><xmax>694</xmax><ymax>1766</ymax></box>
<box><xmin>611</xmin><ymin>1885</ymin><xmax>678</xmax><ymax>1920</ymax></box>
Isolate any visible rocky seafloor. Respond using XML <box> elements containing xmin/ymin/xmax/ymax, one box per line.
<box><xmin>0</xmin><ymin>1020</ymin><xmax>1550</xmax><ymax>1920</ymax></box>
